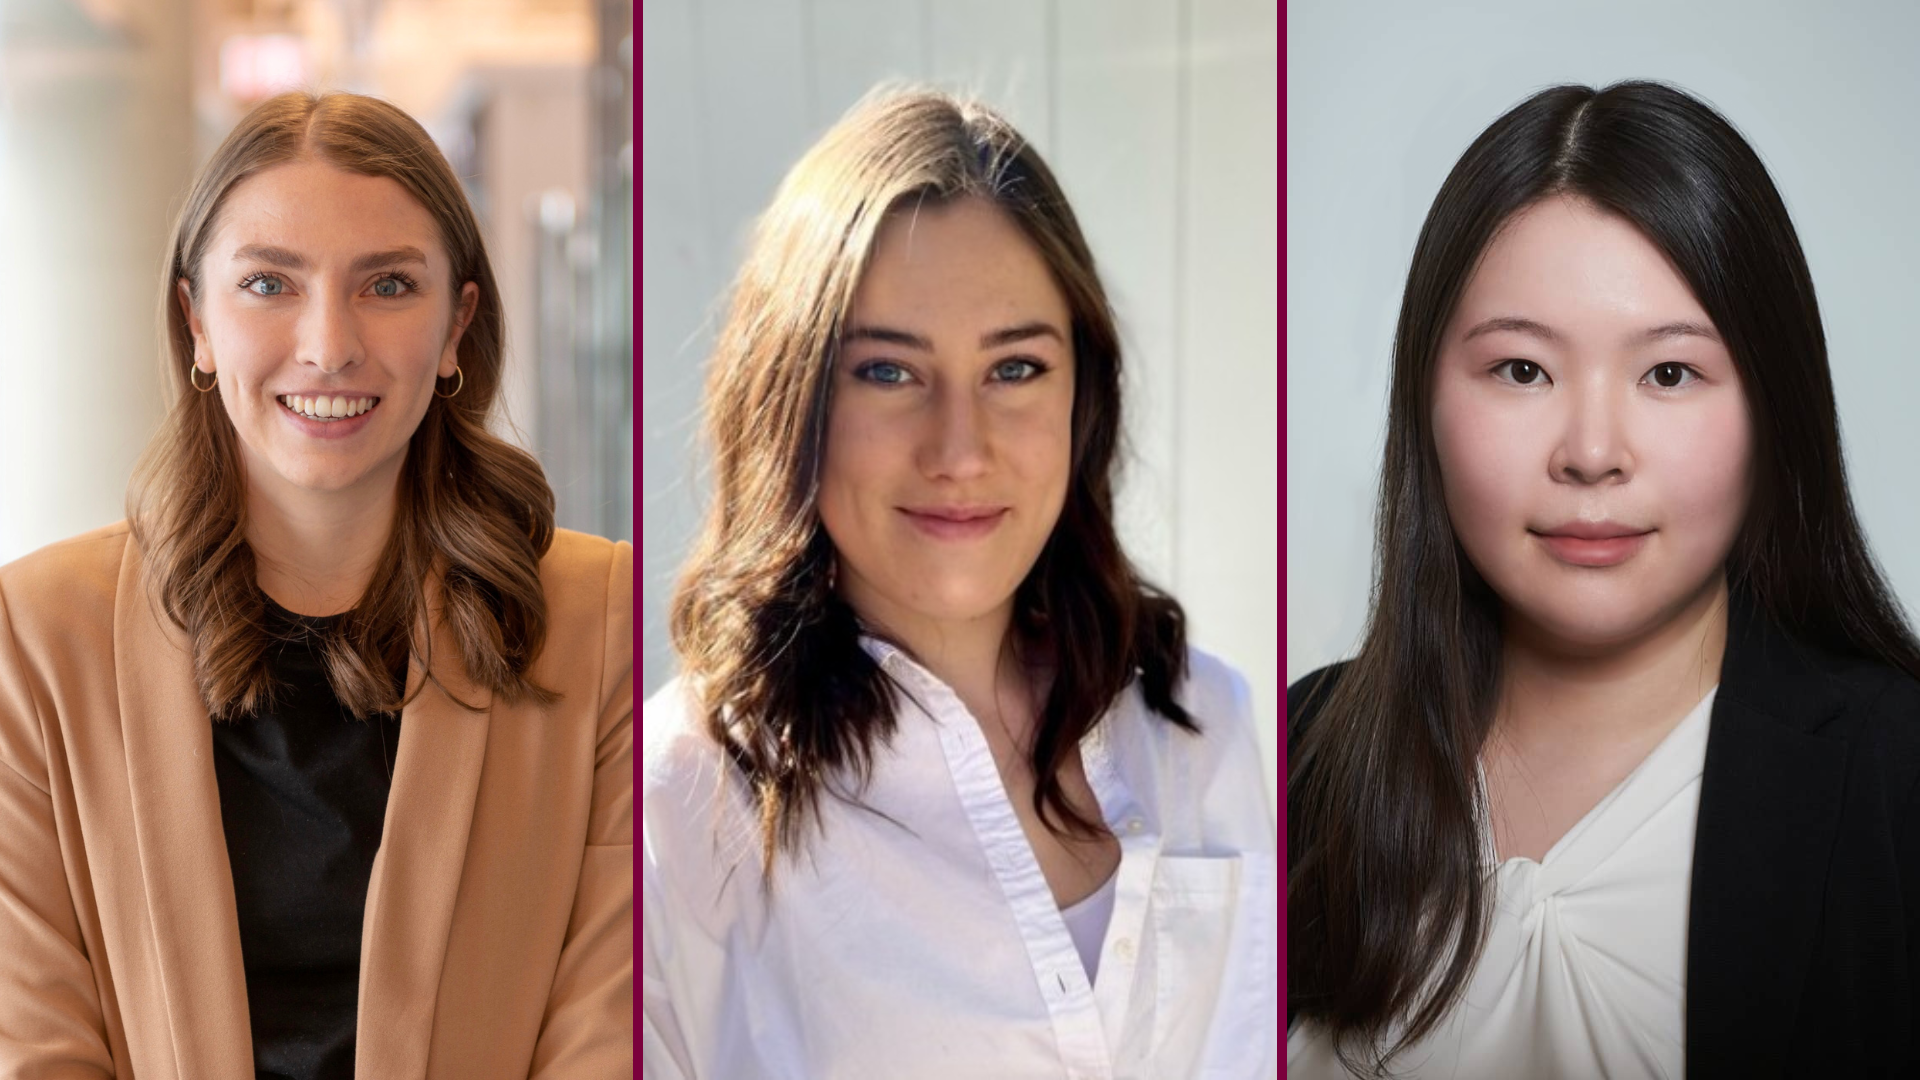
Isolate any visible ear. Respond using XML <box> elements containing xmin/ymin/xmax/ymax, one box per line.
<box><xmin>176</xmin><ymin>277</ymin><xmax>212</xmax><ymax>371</ymax></box>
<box><xmin>440</xmin><ymin>281</ymin><xmax>480</xmax><ymax>379</ymax></box>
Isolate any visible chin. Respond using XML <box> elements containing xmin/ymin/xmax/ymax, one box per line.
<box><xmin>1505</xmin><ymin>586</ymin><xmax>1700</xmax><ymax>654</ymax></box>
<box><xmin>871</xmin><ymin>573</ymin><xmax>1017</xmax><ymax>627</ymax></box>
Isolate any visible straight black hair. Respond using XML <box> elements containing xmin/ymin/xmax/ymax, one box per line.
<box><xmin>1287</xmin><ymin>79</ymin><xmax>1920</xmax><ymax>1076</ymax></box>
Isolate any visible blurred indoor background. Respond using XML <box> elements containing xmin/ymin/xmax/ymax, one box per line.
<box><xmin>641</xmin><ymin>0</ymin><xmax>1279</xmax><ymax>802</ymax></box>
<box><xmin>0</xmin><ymin>0</ymin><xmax>632</xmax><ymax>561</ymax></box>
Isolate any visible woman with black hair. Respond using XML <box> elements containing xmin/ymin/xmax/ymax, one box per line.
<box><xmin>1286</xmin><ymin>80</ymin><xmax>1920</xmax><ymax>1079</ymax></box>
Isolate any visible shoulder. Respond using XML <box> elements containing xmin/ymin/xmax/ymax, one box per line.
<box><xmin>642</xmin><ymin>677</ymin><xmax>716</xmax><ymax>797</ymax></box>
<box><xmin>1286</xmin><ymin>660</ymin><xmax>1351</xmax><ymax>754</ymax></box>
<box><xmin>1177</xmin><ymin>646</ymin><xmax>1255</xmax><ymax>731</ymax></box>
<box><xmin>642</xmin><ymin>678</ymin><xmax>750</xmax><ymax>828</ymax></box>
<box><xmin>1822</xmin><ymin>657</ymin><xmax>1920</xmax><ymax>803</ymax></box>
<box><xmin>535</xmin><ymin>528</ymin><xmax>631</xmax><ymax>658</ymax></box>
<box><xmin>538</xmin><ymin>528</ymin><xmax>630</xmax><ymax>605</ymax></box>
<box><xmin>640</xmin><ymin>677</ymin><xmax>759</xmax><ymax>896</ymax></box>
<box><xmin>0</xmin><ymin>521</ymin><xmax>132</xmax><ymax>633</ymax></box>
<box><xmin>1158</xmin><ymin>646</ymin><xmax>1264</xmax><ymax>783</ymax></box>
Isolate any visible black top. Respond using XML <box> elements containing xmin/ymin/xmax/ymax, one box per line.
<box><xmin>210</xmin><ymin>598</ymin><xmax>405</xmax><ymax>1080</ymax></box>
<box><xmin>1287</xmin><ymin>590</ymin><xmax>1920</xmax><ymax>1078</ymax></box>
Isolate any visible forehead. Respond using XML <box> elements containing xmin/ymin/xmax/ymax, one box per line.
<box><xmin>1451</xmin><ymin>196</ymin><xmax>1711</xmax><ymax>338</ymax></box>
<box><xmin>210</xmin><ymin>158</ymin><xmax>444</xmax><ymax>262</ymax></box>
<box><xmin>852</xmin><ymin>197</ymin><xmax>1067</xmax><ymax>320</ymax></box>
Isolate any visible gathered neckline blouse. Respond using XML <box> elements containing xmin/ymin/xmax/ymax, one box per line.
<box><xmin>1287</xmin><ymin>685</ymin><xmax>1718</xmax><ymax>1079</ymax></box>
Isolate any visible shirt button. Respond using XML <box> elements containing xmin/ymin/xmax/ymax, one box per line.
<box><xmin>1114</xmin><ymin>937</ymin><xmax>1135</xmax><ymax>961</ymax></box>
<box><xmin>1126</xmin><ymin>819</ymin><xmax>1144</xmax><ymax>834</ymax></box>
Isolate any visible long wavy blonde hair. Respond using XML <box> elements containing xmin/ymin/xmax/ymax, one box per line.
<box><xmin>129</xmin><ymin>90</ymin><xmax>557</xmax><ymax>720</ymax></box>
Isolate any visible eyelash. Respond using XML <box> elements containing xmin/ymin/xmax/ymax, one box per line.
<box><xmin>1490</xmin><ymin>359</ymin><xmax>1703</xmax><ymax>389</ymax></box>
<box><xmin>236</xmin><ymin>271</ymin><xmax>422</xmax><ymax>297</ymax></box>
<box><xmin>851</xmin><ymin>358</ymin><xmax>1053</xmax><ymax>386</ymax></box>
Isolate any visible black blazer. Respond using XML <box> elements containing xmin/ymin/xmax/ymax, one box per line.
<box><xmin>1286</xmin><ymin>593</ymin><xmax>1920</xmax><ymax>1078</ymax></box>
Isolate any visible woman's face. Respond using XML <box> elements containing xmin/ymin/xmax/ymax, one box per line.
<box><xmin>819</xmin><ymin>197</ymin><xmax>1076</xmax><ymax>638</ymax></box>
<box><xmin>178</xmin><ymin>158</ymin><xmax>478</xmax><ymax>505</ymax></box>
<box><xmin>1431</xmin><ymin>195</ymin><xmax>1754</xmax><ymax>652</ymax></box>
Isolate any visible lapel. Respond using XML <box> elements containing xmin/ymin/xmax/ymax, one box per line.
<box><xmin>1685</xmin><ymin>591</ymin><xmax>1851</xmax><ymax>1078</ymax></box>
<box><xmin>113</xmin><ymin>544</ymin><xmax>256</xmax><ymax>1079</ymax></box>
<box><xmin>355</xmin><ymin>566</ymin><xmax>494</xmax><ymax>1078</ymax></box>
<box><xmin>111</xmin><ymin>540</ymin><xmax>494</xmax><ymax>1079</ymax></box>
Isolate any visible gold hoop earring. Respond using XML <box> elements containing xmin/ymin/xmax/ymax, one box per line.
<box><xmin>189</xmin><ymin>363</ymin><xmax>217</xmax><ymax>393</ymax></box>
<box><xmin>435</xmin><ymin>365</ymin><xmax>464</xmax><ymax>399</ymax></box>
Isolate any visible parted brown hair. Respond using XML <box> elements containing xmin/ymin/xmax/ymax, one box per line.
<box><xmin>129</xmin><ymin>90</ymin><xmax>557</xmax><ymax>721</ymax></box>
<box><xmin>670</xmin><ymin>86</ymin><xmax>1196</xmax><ymax>883</ymax></box>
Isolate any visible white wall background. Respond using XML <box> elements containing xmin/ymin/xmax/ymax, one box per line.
<box><xmin>1287</xmin><ymin>0</ymin><xmax>1920</xmax><ymax>687</ymax></box>
<box><xmin>642</xmin><ymin>0</ymin><xmax>1279</xmax><ymax>801</ymax></box>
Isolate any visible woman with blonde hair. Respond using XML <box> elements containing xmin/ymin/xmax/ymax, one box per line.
<box><xmin>643</xmin><ymin>87</ymin><xmax>1277</xmax><ymax>1078</ymax></box>
<box><xmin>0</xmin><ymin>91</ymin><xmax>630</xmax><ymax>1077</ymax></box>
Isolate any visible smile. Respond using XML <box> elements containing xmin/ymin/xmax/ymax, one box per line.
<box><xmin>899</xmin><ymin>507</ymin><xmax>1010</xmax><ymax>542</ymax></box>
<box><xmin>278</xmin><ymin>394</ymin><xmax>380</xmax><ymax>422</ymax></box>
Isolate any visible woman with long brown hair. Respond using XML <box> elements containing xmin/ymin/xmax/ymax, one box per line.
<box><xmin>0</xmin><ymin>91</ymin><xmax>631</xmax><ymax>1077</ymax></box>
<box><xmin>642</xmin><ymin>88</ymin><xmax>1277</xmax><ymax>1077</ymax></box>
<box><xmin>1287</xmin><ymin>81</ymin><xmax>1920</xmax><ymax>1078</ymax></box>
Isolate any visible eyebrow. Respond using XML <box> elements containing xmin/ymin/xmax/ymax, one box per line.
<box><xmin>232</xmin><ymin>244</ymin><xmax>431</xmax><ymax>275</ymax></box>
<box><xmin>1461</xmin><ymin>315</ymin><xmax>1722</xmax><ymax>346</ymax></box>
<box><xmin>842</xmin><ymin>321</ymin><xmax>1068</xmax><ymax>352</ymax></box>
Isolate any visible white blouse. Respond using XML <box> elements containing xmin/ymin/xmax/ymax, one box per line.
<box><xmin>642</xmin><ymin>641</ymin><xmax>1278</xmax><ymax>1079</ymax></box>
<box><xmin>1287</xmin><ymin>686</ymin><xmax>1716</xmax><ymax>1080</ymax></box>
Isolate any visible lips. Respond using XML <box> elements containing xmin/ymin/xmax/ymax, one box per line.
<box><xmin>1535</xmin><ymin>521</ymin><xmax>1650</xmax><ymax>541</ymax></box>
<box><xmin>903</xmin><ymin>506</ymin><xmax>1006</xmax><ymax>523</ymax></box>
<box><xmin>1531</xmin><ymin>524</ymin><xmax>1653</xmax><ymax>567</ymax></box>
<box><xmin>899</xmin><ymin>506</ymin><xmax>1010</xmax><ymax>541</ymax></box>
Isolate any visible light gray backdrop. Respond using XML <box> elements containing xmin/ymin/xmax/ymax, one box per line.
<box><xmin>1287</xmin><ymin>0</ymin><xmax>1920</xmax><ymax>687</ymax></box>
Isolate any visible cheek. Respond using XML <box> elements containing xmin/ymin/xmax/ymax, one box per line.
<box><xmin>1431</xmin><ymin>386</ymin><xmax>1531</xmax><ymax>536</ymax></box>
<box><xmin>817</xmin><ymin>403</ymin><xmax>894</xmax><ymax>535</ymax></box>
<box><xmin>1653</xmin><ymin>401</ymin><xmax>1755</xmax><ymax>538</ymax></box>
<box><xmin>1010</xmin><ymin>404</ymin><xmax>1073</xmax><ymax>489</ymax></box>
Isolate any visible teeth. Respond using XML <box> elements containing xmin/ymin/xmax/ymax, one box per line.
<box><xmin>279</xmin><ymin>395</ymin><xmax>377</xmax><ymax>421</ymax></box>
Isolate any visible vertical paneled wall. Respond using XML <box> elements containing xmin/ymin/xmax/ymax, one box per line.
<box><xmin>641</xmin><ymin>0</ymin><xmax>1278</xmax><ymax>802</ymax></box>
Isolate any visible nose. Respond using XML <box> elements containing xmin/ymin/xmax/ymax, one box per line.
<box><xmin>917</xmin><ymin>384</ymin><xmax>992</xmax><ymax>481</ymax></box>
<box><xmin>296</xmin><ymin>291</ymin><xmax>364</xmax><ymax>374</ymax></box>
<box><xmin>1549</xmin><ymin>382</ymin><xmax>1634</xmax><ymax>485</ymax></box>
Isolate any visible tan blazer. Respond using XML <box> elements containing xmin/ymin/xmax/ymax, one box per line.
<box><xmin>0</xmin><ymin>522</ymin><xmax>633</xmax><ymax>1079</ymax></box>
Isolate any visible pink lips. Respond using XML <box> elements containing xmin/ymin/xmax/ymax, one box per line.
<box><xmin>1532</xmin><ymin>523</ymin><xmax>1653</xmax><ymax>567</ymax></box>
<box><xmin>899</xmin><ymin>506</ymin><xmax>1009</xmax><ymax>541</ymax></box>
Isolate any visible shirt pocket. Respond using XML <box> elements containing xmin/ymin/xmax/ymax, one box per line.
<box><xmin>1146</xmin><ymin>854</ymin><xmax>1245</xmax><ymax>1074</ymax></box>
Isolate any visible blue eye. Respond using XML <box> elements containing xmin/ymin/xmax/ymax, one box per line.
<box><xmin>242</xmin><ymin>274</ymin><xmax>285</xmax><ymax>296</ymax></box>
<box><xmin>991</xmin><ymin>359</ymin><xmax>1048</xmax><ymax>382</ymax></box>
<box><xmin>372</xmin><ymin>273</ymin><xmax>420</xmax><ymax>298</ymax></box>
<box><xmin>853</xmin><ymin>361</ymin><xmax>913</xmax><ymax>385</ymax></box>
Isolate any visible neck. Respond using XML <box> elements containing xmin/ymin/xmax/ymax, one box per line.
<box><xmin>246</xmin><ymin>468</ymin><xmax>401</xmax><ymax>618</ymax></box>
<box><xmin>1495</xmin><ymin>574</ymin><xmax>1730</xmax><ymax>752</ymax></box>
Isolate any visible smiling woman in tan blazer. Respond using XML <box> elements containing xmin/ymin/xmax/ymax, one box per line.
<box><xmin>0</xmin><ymin>92</ymin><xmax>631</xmax><ymax>1079</ymax></box>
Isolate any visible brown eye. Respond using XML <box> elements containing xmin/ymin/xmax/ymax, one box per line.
<box><xmin>1646</xmin><ymin>362</ymin><xmax>1697</xmax><ymax>389</ymax></box>
<box><xmin>1495</xmin><ymin>359</ymin><xmax>1545</xmax><ymax>385</ymax></box>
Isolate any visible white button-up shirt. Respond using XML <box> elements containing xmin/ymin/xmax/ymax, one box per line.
<box><xmin>642</xmin><ymin>641</ymin><xmax>1278</xmax><ymax>1079</ymax></box>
